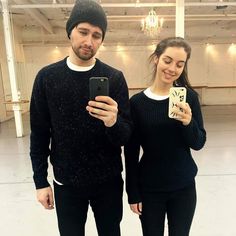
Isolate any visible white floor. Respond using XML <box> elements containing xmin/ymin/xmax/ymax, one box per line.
<box><xmin>0</xmin><ymin>105</ymin><xmax>236</xmax><ymax>236</ymax></box>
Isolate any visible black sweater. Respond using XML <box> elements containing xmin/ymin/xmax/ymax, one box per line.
<box><xmin>124</xmin><ymin>89</ymin><xmax>206</xmax><ymax>204</ymax></box>
<box><xmin>30</xmin><ymin>58</ymin><xmax>132</xmax><ymax>189</ymax></box>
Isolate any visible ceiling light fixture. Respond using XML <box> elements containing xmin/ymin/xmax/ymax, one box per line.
<box><xmin>141</xmin><ymin>9</ymin><xmax>164</xmax><ymax>37</ymax></box>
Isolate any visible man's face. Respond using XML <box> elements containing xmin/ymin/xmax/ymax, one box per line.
<box><xmin>70</xmin><ymin>22</ymin><xmax>103</xmax><ymax>63</ymax></box>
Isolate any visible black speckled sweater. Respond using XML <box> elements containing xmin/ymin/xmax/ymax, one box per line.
<box><xmin>30</xmin><ymin>57</ymin><xmax>132</xmax><ymax>189</ymax></box>
<box><xmin>124</xmin><ymin>89</ymin><xmax>206</xmax><ymax>204</ymax></box>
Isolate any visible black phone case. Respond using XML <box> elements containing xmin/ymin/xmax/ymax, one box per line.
<box><xmin>89</xmin><ymin>77</ymin><xmax>109</xmax><ymax>100</ymax></box>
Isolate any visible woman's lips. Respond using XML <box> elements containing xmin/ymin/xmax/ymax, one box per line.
<box><xmin>164</xmin><ymin>72</ymin><xmax>174</xmax><ymax>80</ymax></box>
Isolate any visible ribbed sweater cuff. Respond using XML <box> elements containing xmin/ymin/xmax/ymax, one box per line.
<box><xmin>34</xmin><ymin>176</ymin><xmax>50</xmax><ymax>189</ymax></box>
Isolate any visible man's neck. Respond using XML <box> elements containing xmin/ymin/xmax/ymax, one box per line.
<box><xmin>69</xmin><ymin>50</ymin><xmax>96</xmax><ymax>67</ymax></box>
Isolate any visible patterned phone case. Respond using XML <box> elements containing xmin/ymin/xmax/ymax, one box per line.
<box><xmin>168</xmin><ymin>87</ymin><xmax>186</xmax><ymax>118</ymax></box>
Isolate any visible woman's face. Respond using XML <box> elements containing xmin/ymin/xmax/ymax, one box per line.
<box><xmin>155</xmin><ymin>46</ymin><xmax>187</xmax><ymax>86</ymax></box>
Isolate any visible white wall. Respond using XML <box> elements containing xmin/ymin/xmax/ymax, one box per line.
<box><xmin>0</xmin><ymin>19</ymin><xmax>9</xmax><ymax>121</ymax></box>
<box><xmin>1</xmin><ymin>25</ymin><xmax>236</xmax><ymax>122</ymax></box>
<box><xmin>190</xmin><ymin>43</ymin><xmax>236</xmax><ymax>105</ymax></box>
<box><xmin>21</xmin><ymin>43</ymin><xmax>236</xmax><ymax>105</ymax></box>
<box><xmin>0</xmin><ymin>64</ymin><xmax>6</xmax><ymax>122</ymax></box>
<box><xmin>0</xmin><ymin>19</ymin><xmax>29</xmax><ymax>121</ymax></box>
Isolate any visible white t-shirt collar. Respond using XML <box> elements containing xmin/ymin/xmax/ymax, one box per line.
<box><xmin>66</xmin><ymin>57</ymin><xmax>95</xmax><ymax>72</ymax></box>
<box><xmin>144</xmin><ymin>87</ymin><xmax>169</xmax><ymax>100</ymax></box>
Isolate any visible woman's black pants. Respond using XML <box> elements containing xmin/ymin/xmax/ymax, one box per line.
<box><xmin>140</xmin><ymin>183</ymin><xmax>197</xmax><ymax>236</ymax></box>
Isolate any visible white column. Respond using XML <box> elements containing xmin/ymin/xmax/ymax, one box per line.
<box><xmin>1</xmin><ymin>0</ymin><xmax>24</xmax><ymax>137</ymax></box>
<box><xmin>175</xmin><ymin>0</ymin><xmax>185</xmax><ymax>38</ymax></box>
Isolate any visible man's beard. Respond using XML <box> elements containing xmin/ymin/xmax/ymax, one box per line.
<box><xmin>72</xmin><ymin>45</ymin><xmax>94</xmax><ymax>61</ymax></box>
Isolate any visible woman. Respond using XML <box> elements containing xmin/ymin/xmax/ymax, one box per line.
<box><xmin>124</xmin><ymin>37</ymin><xmax>206</xmax><ymax>236</ymax></box>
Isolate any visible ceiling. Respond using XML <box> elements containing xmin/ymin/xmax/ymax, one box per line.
<box><xmin>1</xmin><ymin>0</ymin><xmax>236</xmax><ymax>45</ymax></box>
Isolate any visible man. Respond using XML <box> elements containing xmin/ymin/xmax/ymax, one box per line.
<box><xmin>30</xmin><ymin>0</ymin><xmax>132</xmax><ymax>235</ymax></box>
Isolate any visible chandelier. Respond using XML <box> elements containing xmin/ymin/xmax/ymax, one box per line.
<box><xmin>141</xmin><ymin>9</ymin><xmax>164</xmax><ymax>37</ymax></box>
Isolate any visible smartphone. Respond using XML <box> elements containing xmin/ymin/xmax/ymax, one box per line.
<box><xmin>89</xmin><ymin>77</ymin><xmax>109</xmax><ymax>100</ymax></box>
<box><xmin>168</xmin><ymin>87</ymin><xmax>187</xmax><ymax>118</ymax></box>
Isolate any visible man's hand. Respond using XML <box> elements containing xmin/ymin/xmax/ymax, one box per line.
<box><xmin>36</xmin><ymin>186</ymin><xmax>54</xmax><ymax>210</ymax></box>
<box><xmin>86</xmin><ymin>96</ymin><xmax>118</xmax><ymax>127</ymax></box>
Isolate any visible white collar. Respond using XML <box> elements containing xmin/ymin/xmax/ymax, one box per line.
<box><xmin>144</xmin><ymin>87</ymin><xmax>169</xmax><ymax>100</ymax></box>
<box><xmin>66</xmin><ymin>57</ymin><xmax>95</xmax><ymax>72</ymax></box>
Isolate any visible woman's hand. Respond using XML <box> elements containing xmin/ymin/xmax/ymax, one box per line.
<box><xmin>130</xmin><ymin>202</ymin><xmax>142</xmax><ymax>215</ymax></box>
<box><xmin>173</xmin><ymin>102</ymin><xmax>192</xmax><ymax>126</ymax></box>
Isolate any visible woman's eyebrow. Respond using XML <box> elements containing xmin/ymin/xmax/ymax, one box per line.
<box><xmin>164</xmin><ymin>55</ymin><xmax>186</xmax><ymax>63</ymax></box>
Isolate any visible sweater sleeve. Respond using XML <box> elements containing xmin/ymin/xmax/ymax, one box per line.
<box><xmin>30</xmin><ymin>72</ymin><xmax>51</xmax><ymax>189</ymax></box>
<box><xmin>105</xmin><ymin>72</ymin><xmax>132</xmax><ymax>146</ymax></box>
<box><xmin>181</xmin><ymin>91</ymin><xmax>206</xmax><ymax>150</ymax></box>
<box><xmin>124</xmin><ymin>100</ymin><xmax>142</xmax><ymax>204</ymax></box>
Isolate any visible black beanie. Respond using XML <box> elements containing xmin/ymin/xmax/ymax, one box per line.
<box><xmin>66</xmin><ymin>0</ymin><xmax>107</xmax><ymax>40</ymax></box>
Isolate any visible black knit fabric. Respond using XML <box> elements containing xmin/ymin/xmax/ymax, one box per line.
<box><xmin>66</xmin><ymin>0</ymin><xmax>107</xmax><ymax>39</ymax></box>
<box><xmin>124</xmin><ymin>89</ymin><xmax>206</xmax><ymax>204</ymax></box>
<box><xmin>30</xmin><ymin>57</ymin><xmax>132</xmax><ymax>189</ymax></box>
